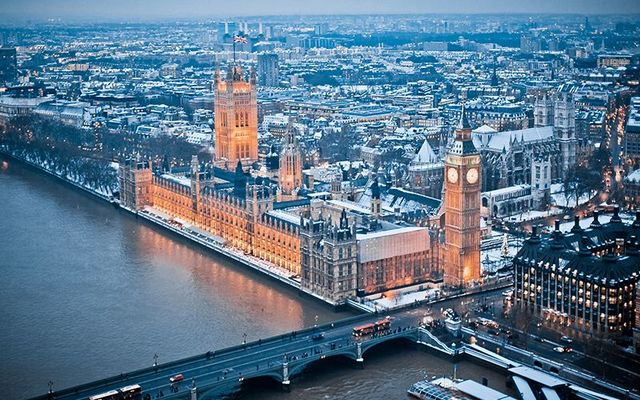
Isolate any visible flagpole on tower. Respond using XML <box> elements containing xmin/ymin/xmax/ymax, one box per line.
<box><xmin>232</xmin><ymin>34</ymin><xmax>247</xmax><ymax>67</ymax></box>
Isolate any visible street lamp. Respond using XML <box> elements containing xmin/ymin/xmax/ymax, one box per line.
<box><xmin>314</xmin><ymin>315</ymin><xmax>318</xmax><ymax>329</ymax></box>
<box><xmin>451</xmin><ymin>343</ymin><xmax>458</xmax><ymax>380</ymax></box>
<box><xmin>153</xmin><ymin>354</ymin><xmax>158</xmax><ymax>369</ymax></box>
<box><xmin>242</xmin><ymin>333</ymin><xmax>247</xmax><ymax>345</ymax></box>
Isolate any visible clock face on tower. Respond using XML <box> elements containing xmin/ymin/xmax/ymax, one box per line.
<box><xmin>466</xmin><ymin>168</ymin><xmax>478</xmax><ymax>184</ymax></box>
<box><xmin>447</xmin><ymin>167</ymin><xmax>458</xmax><ymax>183</ymax></box>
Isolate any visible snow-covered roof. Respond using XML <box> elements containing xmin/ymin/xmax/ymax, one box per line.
<box><xmin>484</xmin><ymin>184</ymin><xmax>531</xmax><ymax>198</ymax></box>
<box><xmin>479</xmin><ymin>126</ymin><xmax>554</xmax><ymax>152</ymax></box>
<box><xmin>626</xmin><ymin>169</ymin><xmax>640</xmax><ymax>183</ymax></box>
<box><xmin>413</xmin><ymin>139</ymin><xmax>439</xmax><ymax>164</ymax></box>
<box><xmin>473</xmin><ymin>124</ymin><xmax>498</xmax><ymax>134</ymax></box>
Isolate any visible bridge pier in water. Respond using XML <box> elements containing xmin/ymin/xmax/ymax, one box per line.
<box><xmin>281</xmin><ymin>362</ymin><xmax>290</xmax><ymax>392</ymax></box>
<box><xmin>355</xmin><ymin>342</ymin><xmax>364</xmax><ymax>369</ymax></box>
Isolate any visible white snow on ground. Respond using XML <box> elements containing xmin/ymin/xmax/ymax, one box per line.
<box><xmin>557</xmin><ymin>211</ymin><xmax>635</xmax><ymax>232</ymax></box>
<box><xmin>550</xmin><ymin>183</ymin><xmax>593</xmax><ymax>208</ymax></box>
<box><xmin>8</xmin><ymin>151</ymin><xmax>114</xmax><ymax>197</ymax></box>
<box><xmin>363</xmin><ymin>286</ymin><xmax>440</xmax><ymax>311</ymax></box>
<box><xmin>481</xmin><ymin>245</ymin><xmax>520</xmax><ymax>274</ymax></box>
<box><xmin>506</xmin><ymin>208</ymin><xmax>563</xmax><ymax>222</ymax></box>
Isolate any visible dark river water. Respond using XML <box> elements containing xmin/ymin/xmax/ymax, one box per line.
<box><xmin>0</xmin><ymin>159</ymin><xmax>508</xmax><ymax>400</ymax></box>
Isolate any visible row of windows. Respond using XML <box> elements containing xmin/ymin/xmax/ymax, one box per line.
<box><xmin>150</xmin><ymin>183</ymin><xmax>306</xmax><ymax>274</ymax></box>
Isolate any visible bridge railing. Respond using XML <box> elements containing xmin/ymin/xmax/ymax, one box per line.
<box><xmin>27</xmin><ymin>311</ymin><xmax>390</xmax><ymax>400</ymax></box>
<box><xmin>212</xmin><ymin>312</ymin><xmax>382</xmax><ymax>358</ymax></box>
<box><xmin>27</xmin><ymin>350</ymin><xmax>210</xmax><ymax>400</ymax></box>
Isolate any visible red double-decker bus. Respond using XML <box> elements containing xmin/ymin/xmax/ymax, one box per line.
<box><xmin>352</xmin><ymin>317</ymin><xmax>392</xmax><ymax>337</ymax></box>
<box><xmin>352</xmin><ymin>322</ymin><xmax>376</xmax><ymax>337</ymax></box>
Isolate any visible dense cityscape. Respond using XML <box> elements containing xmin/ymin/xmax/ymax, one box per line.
<box><xmin>1</xmin><ymin>2</ymin><xmax>640</xmax><ymax>400</ymax></box>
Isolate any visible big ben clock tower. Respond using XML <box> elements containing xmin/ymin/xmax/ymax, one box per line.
<box><xmin>443</xmin><ymin>107</ymin><xmax>481</xmax><ymax>286</ymax></box>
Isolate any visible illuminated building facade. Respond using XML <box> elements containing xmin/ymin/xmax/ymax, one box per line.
<box><xmin>118</xmin><ymin>114</ymin><xmax>483</xmax><ymax>304</ymax></box>
<box><xmin>514</xmin><ymin>210</ymin><xmax>640</xmax><ymax>335</ymax></box>
<box><xmin>118</xmin><ymin>158</ymin><xmax>153</xmax><ymax>210</ymax></box>
<box><xmin>300</xmin><ymin>209</ymin><xmax>358</xmax><ymax>303</ymax></box>
<box><xmin>214</xmin><ymin>65</ymin><xmax>259</xmax><ymax>169</ymax></box>
<box><xmin>122</xmin><ymin>156</ymin><xmax>300</xmax><ymax>275</ymax></box>
<box><xmin>443</xmin><ymin>108</ymin><xmax>482</xmax><ymax>286</ymax></box>
<box><xmin>356</xmin><ymin>226</ymin><xmax>433</xmax><ymax>295</ymax></box>
<box><xmin>278</xmin><ymin>123</ymin><xmax>302</xmax><ymax>196</ymax></box>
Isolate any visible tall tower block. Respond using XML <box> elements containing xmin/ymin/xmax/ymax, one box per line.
<box><xmin>214</xmin><ymin>65</ymin><xmax>258</xmax><ymax>170</ymax></box>
<box><xmin>443</xmin><ymin>107</ymin><xmax>481</xmax><ymax>286</ymax></box>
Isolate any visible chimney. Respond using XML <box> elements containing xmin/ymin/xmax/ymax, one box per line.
<box><xmin>551</xmin><ymin>220</ymin><xmax>564</xmax><ymax>249</ymax></box>
<box><xmin>579</xmin><ymin>236</ymin><xmax>592</xmax><ymax>256</ymax></box>
<box><xmin>529</xmin><ymin>225</ymin><xmax>541</xmax><ymax>244</ymax></box>
<box><xmin>591</xmin><ymin>210</ymin><xmax>601</xmax><ymax>228</ymax></box>
<box><xmin>610</xmin><ymin>205</ymin><xmax>622</xmax><ymax>224</ymax></box>
<box><xmin>571</xmin><ymin>215</ymin><xmax>583</xmax><ymax>233</ymax></box>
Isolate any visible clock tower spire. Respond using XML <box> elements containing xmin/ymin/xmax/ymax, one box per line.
<box><xmin>443</xmin><ymin>106</ymin><xmax>481</xmax><ymax>286</ymax></box>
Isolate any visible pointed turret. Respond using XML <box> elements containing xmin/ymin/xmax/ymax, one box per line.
<box><xmin>370</xmin><ymin>177</ymin><xmax>381</xmax><ymax>219</ymax></box>
<box><xmin>233</xmin><ymin>160</ymin><xmax>247</xmax><ymax>198</ymax></box>
<box><xmin>449</xmin><ymin>105</ymin><xmax>477</xmax><ymax>155</ymax></box>
<box><xmin>190</xmin><ymin>154</ymin><xmax>199</xmax><ymax>177</ymax></box>
<box><xmin>340</xmin><ymin>208</ymin><xmax>348</xmax><ymax>229</ymax></box>
<box><xmin>456</xmin><ymin>105</ymin><xmax>472</xmax><ymax>133</ymax></box>
<box><xmin>279</xmin><ymin>120</ymin><xmax>302</xmax><ymax>196</ymax></box>
<box><xmin>571</xmin><ymin>215</ymin><xmax>583</xmax><ymax>233</ymax></box>
<box><xmin>214</xmin><ymin>65</ymin><xmax>220</xmax><ymax>85</ymax></box>
<box><xmin>371</xmin><ymin>178</ymin><xmax>381</xmax><ymax>200</ymax></box>
<box><xmin>250</xmin><ymin>66</ymin><xmax>257</xmax><ymax>85</ymax></box>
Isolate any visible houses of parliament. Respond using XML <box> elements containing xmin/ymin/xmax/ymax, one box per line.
<box><xmin>119</xmin><ymin>64</ymin><xmax>482</xmax><ymax>304</ymax></box>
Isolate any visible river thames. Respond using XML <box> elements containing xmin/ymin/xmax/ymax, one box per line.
<box><xmin>0</xmin><ymin>159</ymin><xmax>510</xmax><ymax>400</ymax></box>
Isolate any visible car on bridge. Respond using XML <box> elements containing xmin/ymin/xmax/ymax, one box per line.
<box><xmin>169</xmin><ymin>374</ymin><xmax>184</xmax><ymax>383</ymax></box>
<box><xmin>311</xmin><ymin>332</ymin><xmax>324</xmax><ymax>341</ymax></box>
<box><xmin>560</xmin><ymin>335</ymin><xmax>573</xmax><ymax>344</ymax></box>
<box><xmin>553</xmin><ymin>346</ymin><xmax>573</xmax><ymax>353</ymax></box>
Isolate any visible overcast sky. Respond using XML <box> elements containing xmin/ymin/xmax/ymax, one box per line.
<box><xmin>1</xmin><ymin>0</ymin><xmax>639</xmax><ymax>21</ymax></box>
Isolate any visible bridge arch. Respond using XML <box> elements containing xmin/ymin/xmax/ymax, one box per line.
<box><xmin>361</xmin><ymin>334</ymin><xmax>417</xmax><ymax>357</ymax></box>
<box><xmin>236</xmin><ymin>374</ymin><xmax>284</xmax><ymax>395</ymax></box>
<box><xmin>288</xmin><ymin>352</ymin><xmax>357</xmax><ymax>378</ymax></box>
<box><xmin>198</xmin><ymin>378</ymin><xmax>244</xmax><ymax>400</ymax></box>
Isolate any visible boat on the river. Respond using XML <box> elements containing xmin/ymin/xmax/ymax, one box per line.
<box><xmin>408</xmin><ymin>378</ymin><xmax>469</xmax><ymax>400</ymax></box>
<box><xmin>408</xmin><ymin>377</ymin><xmax>515</xmax><ymax>400</ymax></box>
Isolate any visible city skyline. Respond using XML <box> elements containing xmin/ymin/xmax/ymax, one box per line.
<box><xmin>2</xmin><ymin>0</ymin><xmax>640</xmax><ymax>22</ymax></box>
<box><xmin>1</xmin><ymin>4</ymin><xmax>640</xmax><ymax>400</ymax></box>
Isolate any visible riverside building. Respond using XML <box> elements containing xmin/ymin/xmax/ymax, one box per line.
<box><xmin>513</xmin><ymin>209</ymin><xmax>640</xmax><ymax>335</ymax></box>
<box><xmin>214</xmin><ymin>64</ymin><xmax>258</xmax><ymax>169</ymax></box>
<box><xmin>119</xmin><ymin>72</ymin><xmax>482</xmax><ymax>303</ymax></box>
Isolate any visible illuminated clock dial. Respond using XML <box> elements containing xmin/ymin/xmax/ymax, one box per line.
<box><xmin>447</xmin><ymin>167</ymin><xmax>459</xmax><ymax>183</ymax></box>
<box><xmin>466</xmin><ymin>168</ymin><xmax>479</xmax><ymax>184</ymax></box>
